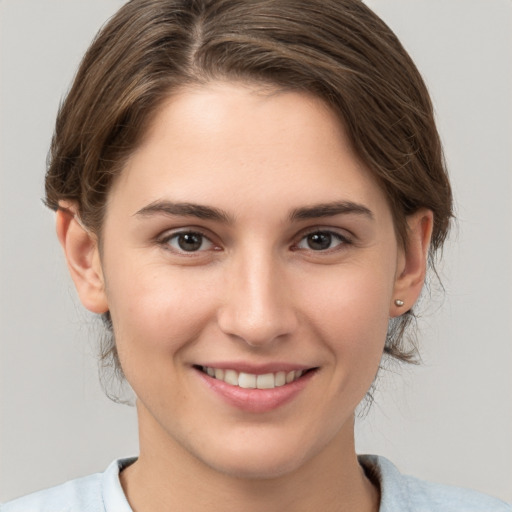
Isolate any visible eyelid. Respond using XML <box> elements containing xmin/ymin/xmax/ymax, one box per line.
<box><xmin>157</xmin><ymin>228</ymin><xmax>220</xmax><ymax>254</ymax></box>
<box><xmin>156</xmin><ymin>224</ymin><xmax>215</xmax><ymax>242</ymax></box>
<box><xmin>292</xmin><ymin>227</ymin><xmax>353</xmax><ymax>251</ymax></box>
<box><xmin>154</xmin><ymin>225</ymin><xmax>353</xmax><ymax>255</ymax></box>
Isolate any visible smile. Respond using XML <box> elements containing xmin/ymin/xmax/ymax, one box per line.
<box><xmin>199</xmin><ymin>366</ymin><xmax>308</xmax><ymax>389</ymax></box>
<box><xmin>195</xmin><ymin>365</ymin><xmax>318</xmax><ymax>413</ymax></box>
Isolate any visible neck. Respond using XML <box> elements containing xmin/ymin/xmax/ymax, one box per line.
<box><xmin>120</xmin><ymin>404</ymin><xmax>379</xmax><ymax>512</ymax></box>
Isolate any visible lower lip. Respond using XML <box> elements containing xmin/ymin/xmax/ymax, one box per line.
<box><xmin>196</xmin><ymin>369</ymin><xmax>316</xmax><ymax>413</ymax></box>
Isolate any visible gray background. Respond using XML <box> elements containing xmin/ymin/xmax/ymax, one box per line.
<box><xmin>1</xmin><ymin>0</ymin><xmax>511</xmax><ymax>503</ymax></box>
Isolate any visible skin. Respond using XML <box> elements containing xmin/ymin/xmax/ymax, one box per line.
<box><xmin>57</xmin><ymin>82</ymin><xmax>432</xmax><ymax>512</ymax></box>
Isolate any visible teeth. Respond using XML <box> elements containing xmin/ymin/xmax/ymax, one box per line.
<box><xmin>275</xmin><ymin>371</ymin><xmax>286</xmax><ymax>387</ymax></box>
<box><xmin>224</xmin><ymin>369</ymin><xmax>239</xmax><ymax>386</ymax></box>
<box><xmin>256</xmin><ymin>373</ymin><xmax>275</xmax><ymax>389</ymax></box>
<box><xmin>202</xmin><ymin>367</ymin><xmax>307</xmax><ymax>388</ymax></box>
<box><xmin>238</xmin><ymin>372</ymin><xmax>256</xmax><ymax>389</ymax></box>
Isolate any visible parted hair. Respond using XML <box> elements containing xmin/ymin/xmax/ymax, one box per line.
<box><xmin>45</xmin><ymin>0</ymin><xmax>452</xmax><ymax>393</ymax></box>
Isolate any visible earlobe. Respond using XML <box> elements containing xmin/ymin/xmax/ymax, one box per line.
<box><xmin>56</xmin><ymin>203</ymin><xmax>109</xmax><ymax>314</ymax></box>
<box><xmin>391</xmin><ymin>209</ymin><xmax>434</xmax><ymax>317</ymax></box>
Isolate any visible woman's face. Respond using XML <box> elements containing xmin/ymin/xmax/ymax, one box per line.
<box><xmin>93</xmin><ymin>82</ymin><xmax>411</xmax><ymax>478</ymax></box>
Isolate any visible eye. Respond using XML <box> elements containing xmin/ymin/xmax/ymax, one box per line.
<box><xmin>163</xmin><ymin>231</ymin><xmax>214</xmax><ymax>253</ymax></box>
<box><xmin>296</xmin><ymin>231</ymin><xmax>348</xmax><ymax>251</ymax></box>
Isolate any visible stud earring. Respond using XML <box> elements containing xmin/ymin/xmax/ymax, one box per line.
<box><xmin>394</xmin><ymin>299</ymin><xmax>404</xmax><ymax>307</ymax></box>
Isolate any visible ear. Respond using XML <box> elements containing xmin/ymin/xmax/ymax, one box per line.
<box><xmin>55</xmin><ymin>203</ymin><xmax>109</xmax><ymax>314</ymax></box>
<box><xmin>390</xmin><ymin>209</ymin><xmax>434</xmax><ymax>317</ymax></box>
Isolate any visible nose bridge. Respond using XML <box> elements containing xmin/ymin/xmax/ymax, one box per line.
<box><xmin>217</xmin><ymin>242</ymin><xmax>296</xmax><ymax>346</ymax></box>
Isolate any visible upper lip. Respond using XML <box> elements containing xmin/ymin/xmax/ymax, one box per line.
<box><xmin>194</xmin><ymin>362</ymin><xmax>316</xmax><ymax>374</ymax></box>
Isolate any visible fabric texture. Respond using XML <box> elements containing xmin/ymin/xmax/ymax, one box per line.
<box><xmin>2</xmin><ymin>455</ymin><xmax>510</xmax><ymax>511</ymax></box>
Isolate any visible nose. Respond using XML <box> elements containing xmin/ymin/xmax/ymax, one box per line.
<box><xmin>217</xmin><ymin>250</ymin><xmax>298</xmax><ymax>347</ymax></box>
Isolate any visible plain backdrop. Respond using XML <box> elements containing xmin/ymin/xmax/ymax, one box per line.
<box><xmin>1</xmin><ymin>0</ymin><xmax>511</xmax><ymax>503</ymax></box>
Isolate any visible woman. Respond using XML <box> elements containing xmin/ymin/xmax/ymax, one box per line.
<box><xmin>1</xmin><ymin>0</ymin><xmax>510</xmax><ymax>510</ymax></box>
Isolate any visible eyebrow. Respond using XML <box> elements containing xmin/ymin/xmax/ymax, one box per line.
<box><xmin>134</xmin><ymin>200</ymin><xmax>234</xmax><ymax>223</ymax></box>
<box><xmin>289</xmin><ymin>201</ymin><xmax>373</xmax><ymax>221</ymax></box>
<box><xmin>134</xmin><ymin>199</ymin><xmax>373</xmax><ymax>223</ymax></box>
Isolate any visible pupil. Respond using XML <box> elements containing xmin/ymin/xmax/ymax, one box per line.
<box><xmin>178</xmin><ymin>233</ymin><xmax>202</xmax><ymax>251</ymax></box>
<box><xmin>308</xmin><ymin>232</ymin><xmax>331</xmax><ymax>250</ymax></box>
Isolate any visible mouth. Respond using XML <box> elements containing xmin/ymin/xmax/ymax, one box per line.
<box><xmin>194</xmin><ymin>365</ymin><xmax>316</xmax><ymax>389</ymax></box>
<box><xmin>194</xmin><ymin>364</ymin><xmax>318</xmax><ymax>413</ymax></box>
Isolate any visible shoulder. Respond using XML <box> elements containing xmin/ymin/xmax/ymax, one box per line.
<box><xmin>358</xmin><ymin>454</ymin><xmax>512</xmax><ymax>512</ymax></box>
<box><xmin>0</xmin><ymin>458</ymin><xmax>136</xmax><ymax>512</ymax></box>
<box><xmin>0</xmin><ymin>474</ymin><xmax>103</xmax><ymax>512</ymax></box>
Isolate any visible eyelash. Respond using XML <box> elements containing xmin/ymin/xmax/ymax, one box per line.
<box><xmin>157</xmin><ymin>228</ymin><xmax>352</xmax><ymax>255</ymax></box>
<box><xmin>293</xmin><ymin>229</ymin><xmax>352</xmax><ymax>252</ymax></box>
<box><xmin>158</xmin><ymin>230</ymin><xmax>217</xmax><ymax>254</ymax></box>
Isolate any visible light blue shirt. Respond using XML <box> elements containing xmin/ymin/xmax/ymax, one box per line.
<box><xmin>2</xmin><ymin>455</ymin><xmax>510</xmax><ymax>511</ymax></box>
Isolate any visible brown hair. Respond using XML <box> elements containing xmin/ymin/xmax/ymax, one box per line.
<box><xmin>45</xmin><ymin>0</ymin><xmax>452</xmax><ymax>389</ymax></box>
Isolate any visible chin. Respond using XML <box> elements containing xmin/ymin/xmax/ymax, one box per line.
<box><xmin>207</xmin><ymin>452</ymin><xmax>306</xmax><ymax>481</ymax></box>
<box><xmin>194</xmin><ymin>435</ymin><xmax>316</xmax><ymax>481</ymax></box>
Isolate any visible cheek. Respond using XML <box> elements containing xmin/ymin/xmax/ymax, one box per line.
<box><xmin>105</xmin><ymin>260</ymin><xmax>221</xmax><ymax>357</ymax></box>
<box><xmin>295</xmin><ymin>260</ymin><xmax>395</xmax><ymax>387</ymax></box>
<box><xmin>300</xmin><ymin>264</ymin><xmax>394</xmax><ymax>337</ymax></box>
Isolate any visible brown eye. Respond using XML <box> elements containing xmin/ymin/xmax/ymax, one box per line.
<box><xmin>296</xmin><ymin>231</ymin><xmax>347</xmax><ymax>251</ymax></box>
<box><xmin>166</xmin><ymin>232</ymin><xmax>213</xmax><ymax>252</ymax></box>
<box><xmin>307</xmin><ymin>233</ymin><xmax>332</xmax><ymax>250</ymax></box>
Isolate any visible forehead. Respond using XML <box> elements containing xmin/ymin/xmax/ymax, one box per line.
<box><xmin>110</xmin><ymin>82</ymin><xmax>391</xmax><ymax>223</ymax></box>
